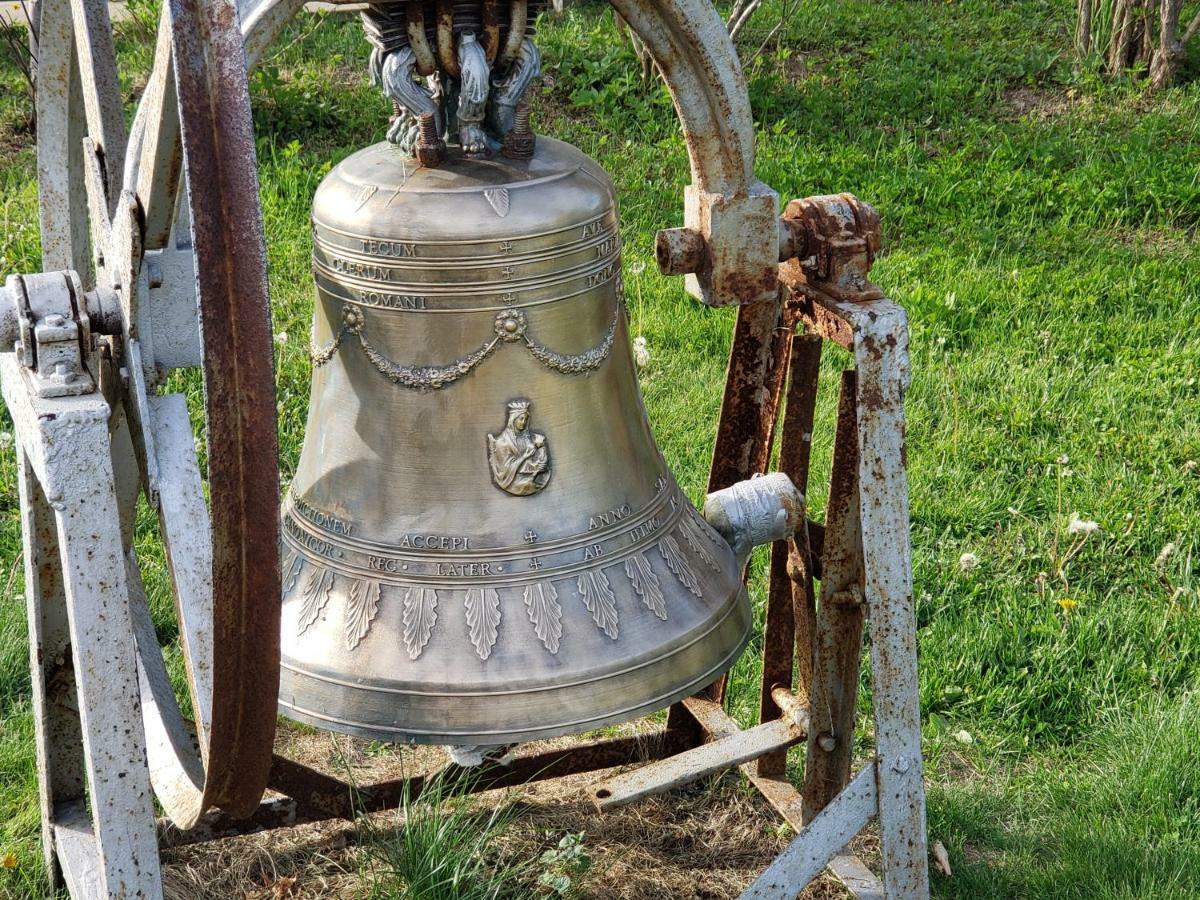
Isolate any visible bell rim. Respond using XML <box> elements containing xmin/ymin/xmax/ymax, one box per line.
<box><xmin>276</xmin><ymin>585</ymin><xmax>751</xmax><ymax>745</ymax></box>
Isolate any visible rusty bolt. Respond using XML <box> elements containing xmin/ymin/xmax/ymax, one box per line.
<box><xmin>502</xmin><ymin>101</ymin><xmax>536</xmax><ymax>160</ymax></box>
<box><xmin>817</xmin><ymin>733</ymin><xmax>837</xmax><ymax>752</ymax></box>
<box><xmin>655</xmin><ymin>227</ymin><xmax>708</xmax><ymax>277</ymax></box>
<box><xmin>770</xmin><ymin>686</ymin><xmax>810</xmax><ymax>729</ymax></box>
<box><xmin>415</xmin><ymin>112</ymin><xmax>445</xmax><ymax>168</ymax></box>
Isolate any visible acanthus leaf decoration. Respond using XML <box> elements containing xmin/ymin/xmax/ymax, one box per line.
<box><xmin>484</xmin><ymin>187</ymin><xmax>511</xmax><ymax>217</ymax></box>
<box><xmin>625</xmin><ymin>553</ymin><xmax>667</xmax><ymax>621</ymax></box>
<box><xmin>403</xmin><ymin>586</ymin><xmax>438</xmax><ymax>660</ymax></box>
<box><xmin>345</xmin><ymin>579</ymin><xmax>381</xmax><ymax>650</ymax></box>
<box><xmin>465</xmin><ymin>588</ymin><xmax>502</xmax><ymax>660</ymax></box>
<box><xmin>524</xmin><ymin>581</ymin><xmax>562</xmax><ymax>654</ymax></box>
<box><xmin>283</xmin><ymin>549</ymin><xmax>304</xmax><ymax>596</ymax></box>
<box><xmin>577</xmin><ymin>570</ymin><xmax>619</xmax><ymax>639</ymax></box>
<box><xmin>297</xmin><ymin>566</ymin><xmax>335</xmax><ymax>635</ymax></box>
<box><xmin>680</xmin><ymin>511</ymin><xmax>723</xmax><ymax>573</ymax></box>
<box><xmin>659</xmin><ymin>535</ymin><xmax>702</xmax><ymax>598</ymax></box>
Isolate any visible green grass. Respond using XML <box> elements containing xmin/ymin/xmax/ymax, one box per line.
<box><xmin>2</xmin><ymin>0</ymin><xmax>1200</xmax><ymax>896</ymax></box>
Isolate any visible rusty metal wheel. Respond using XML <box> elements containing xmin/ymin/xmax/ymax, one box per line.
<box><xmin>34</xmin><ymin>0</ymin><xmax>296</xmax><ymax>826</ymax></box>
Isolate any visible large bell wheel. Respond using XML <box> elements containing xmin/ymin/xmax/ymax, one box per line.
<box><xmin>33</xmin><ymin>0</ymin><xmax>291</xmax><ymax>827</ymax></box>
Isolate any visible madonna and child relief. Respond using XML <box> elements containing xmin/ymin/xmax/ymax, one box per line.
<box><xmin>488</xmin><ymin>399</ymin><xmax>552</xmax><ymax>496</ymax></box>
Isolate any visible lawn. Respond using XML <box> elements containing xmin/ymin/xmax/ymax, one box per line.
<box><xmin>1</xmin><ymin>0</ymin><xmax>1200</xmax><ymax>897</ymax></box>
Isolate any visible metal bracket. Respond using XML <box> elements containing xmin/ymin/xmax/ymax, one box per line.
<box><xmin>779</xmin><ymin>193</ymin><xmax>883</xmax><ymax>302</ymax></box>
<box><xmin>0</xmin><ymin>271</ymin><xmax>120</xmax><ymax>397</ymax></box>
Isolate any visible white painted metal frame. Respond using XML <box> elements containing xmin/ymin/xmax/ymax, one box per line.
<box><xmin>6</xmin><ymin>355</ymin><xmax>164</xmax><ymax>898</ymax></box>
<box><xmin>741</xmin><ymin>295</ymin><xmax>928</xmax><ymax>899</ymax></box>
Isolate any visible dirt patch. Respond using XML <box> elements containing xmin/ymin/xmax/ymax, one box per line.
<box><xmin>163</xmin><ymin>721</ymin><xmax>862</xmax><ymax>898</ymax></box>
<box><xmin>1110</xmin><ymin>225</ymin><xmax>1197</xmax><ymax>257</ymax></box>
<box><xmin>1000</xmin><ymin>85</ymin><xmax>1073</xmax><ymax>121</ymax></box>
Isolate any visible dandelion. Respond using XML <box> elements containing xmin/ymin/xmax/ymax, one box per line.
<box><xmin>1</xmin><ymin>852</ymin><xmax>15</xmax><ymax>869</ymax></box>
<box><xmin>1057</xmin><ymin>454</ymin><xmax>1070</xmax><ymax>465</ymax></box>
<box><xmin>936</xmin><ymin>335</ymin><xmax>947</xmax><ymax>347</ymax></box>
<box><xmin>633</xmin><ymin>335</ymin><xmax>650</xmax><ymax>369</ymax></box>
<box><xmin>952</xmin><ymin>729</ymin><xmax>973</xmax><ymax>745</ymax></box>
<box><xmin>0</xmin><ymin>431</ymin><xmax>12</xmax><ymax>450</ymax></box>
<box><xmin>274</xmin><ymin>331</ymin><xmax>289</xmax><ymax>345</ymax></box>
<box><xmin>959</xmin><ymin>552</ymin><xmax>978</xmax><ymax>572</ymax></box>
<box><xmin>1067</xmin><ymin>513</ymin><xmax>1099</xmax><ymax>535</ymax></box>
<box><xmin>627</xmin><ymin>260</ymin><xmax>647</xmax><ymax>276</ymax></box>
<box><xmin>1057</xmin><ymin>597</ymin><xmax>1078</xmax><ymax>611</ymax></box>
<box><xmin>1155</xmin><ymin>542</ymin><xmax>1176</xmax><ymax>569</ymax></box>
<box><xmin>1184</xmin><ymin>460</ymin><xmax>1197</xmax><ymax>472</ymax></box>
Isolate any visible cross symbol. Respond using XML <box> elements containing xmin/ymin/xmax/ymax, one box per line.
<box><xmin>529</xmin><ymin>557</ymin><xmax>543</xmax><ymax>571</ymax></box>
<box><xmin>502</xmin><ymin>293</ymin><xmax>517</xmax><ymax>306</ymax></box>
<box><xmin>501</xmin><ymin>266</ymin><xmax>516</xmax><ymax>279</ymax></box>
<box><xmin>524</xmin><ymin>530</ymin><xmax>539</xmax><ymax>544</ymax></box>
<box><xmin>499</xmin><ymin>241</ymin><xmax>514</xmax><ymax>254</ymax></box>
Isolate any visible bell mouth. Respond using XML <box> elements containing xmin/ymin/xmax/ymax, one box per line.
<box><xmin>278</xmin><ymin>584</ymin><xmax>751</xmax><ymax>745</ymax></box>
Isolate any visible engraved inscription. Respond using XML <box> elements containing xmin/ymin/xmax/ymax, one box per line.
<box><xmin>488</xmin><ymin>400</ymin><xmax>551</xmax><ymax>496</ymax></box>
<box><xmin>333</xmin><ymin>257</ymin><xmax>394</xmax><ymax>282</ymax></box>
<box><xmin>627</xmin><ymin>515</ymin><xmax>662</xmax><ymax>544</ymax></box>
<box><xmin>595</xmin><ymin>237</ymin><xmax>618</xmax><ymax>258</ymax></box>
<box><xmin>581</xmin><ymin>221</ymin><xmax>604</xmax><ymax>239</ymax></box>
<box><xmin>583</xmin><ymin>544</ymin><xmax>605</xmax><ymax>560</ymax></box>
<box><xmin>292</xmin><ymin>495</ymin><xmax>354</xmax><ymax>536</ymax></box>
<box><xmin>589</xmin><ymin>504</ymin><xmax>632</xmax><ymax>530</ymax></box>
<box><xmin>398</xmin><ymin>534</ymin><xmax>472</xmax><ymax>551</ymax></box>
<box><xmin>285</xmin><ymin>515</ymin><xmax>341</xmax><ymax>559</ymax></box>
<box><xmin>587</xmin><ymin>263</ymin><xmax>616</xmax><ymax>287</ymax></box>
<box><xmin>361</xmin><ymin>238</ymin><xmax>418</xmax><ymax>257</ymax></box>
<box><xmin>357</xmin><ymin>289</ymin><xmax>427</xmax><ymax>310</ymax></box>
<box><xmin>436</xmin><ymin>562</ymin><xmax>499</xmax><ymax>577</ymax></box>
<box><xmin>367</xmin><ymin>555</ymin><xmax>403</xmax><ymax>573</ymax></box>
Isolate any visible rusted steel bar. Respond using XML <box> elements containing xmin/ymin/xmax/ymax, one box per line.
<box><xmin>169</xmin><ymin>0</ymin><xmax>281</xmax><ymax>819</ymax></box>
<box><xmin>498</xmin><ymin>0</ymin><xmax>527</xmax><ymax>69</ymax></box>
<box><xmin>692</xmin><ymin>295</ymin><xmax>791</xmax><ymax>706</ymax></box>
<box><xmin>801</xmin><ymin>369</ymin><xmax>865</xmax><ymax>823</ymax></box>
<box><xmin>755</xmin><ymin>332</ymin><xmax>822</xmax><ymax>777</ymax></box>
<box><xmin>786</xmin><ymin>338</ymin><xmax>823</xmax><ymax>695</ymax></box>
<box><xmin>159</xmin><ymin>729</ymin><xmax>693</xmax><ymax>847</ymax></box>
<box><xmin>435</xmin><ymin>0</ymin><xmax>459</xmax><ymax>76</ymax></box>
<box><xmin>406</xmin><ymin>0</ymin><xmax>436</xmax><ymax>76</ymax></box>
<box><xmin>707</xmin><ymin>295</ymin><xmax>790</xmax><ymax>493</ymax></box>
<box><xmin>783</xmin><ymin>279</ymin><xmax>855</xmax><ymax>351</ymax></box>
<box><xmin>479</xmin><ymin>0</ymin><xmax>500</xmax><ymax>63</ymax></box>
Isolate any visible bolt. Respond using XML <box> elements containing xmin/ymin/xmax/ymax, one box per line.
<box><xmin>44</xmin><ymin>314</ymin><xmax>66</xmax><ymax>327</ymax></box>
<box><xmin>502</xmin><ymin>101</ymin><xmax>536</xmax><ymax>160</ymax></box>
<box><xmin>818</xmin><ymin>733</ymin><xmax>837</xmax><ymax>752</ymax></box>
<box><xmin>891</xmin><ymin>754</ymin><xmax>911</xmax><ymax>774</ymax></box>
<box><xmin>415</xmin><ymin>112</ymin><xmax>445</xmax><ymax>168</ymax></box>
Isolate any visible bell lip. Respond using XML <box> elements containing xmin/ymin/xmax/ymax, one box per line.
<box><xmin>276</xmin><ymin>587</ymin><xmax>752</xmax><ymax>746</ymax></box>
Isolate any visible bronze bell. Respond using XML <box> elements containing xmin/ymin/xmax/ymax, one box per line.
<box><xmin>278</xmin><ymin>3</ymin><xmax>752</xmax><ymax>745</ymax></box>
